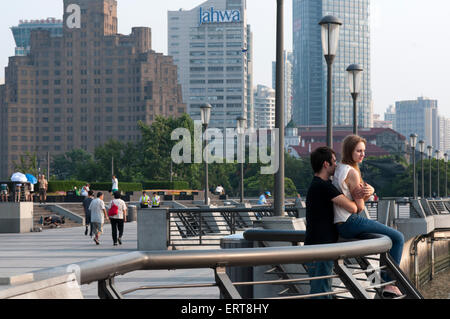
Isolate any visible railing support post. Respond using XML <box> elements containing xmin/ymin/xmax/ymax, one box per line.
<box><xmin>98</xmin><ymin>277</ymin><xmax>123</xmax><ymax>299</ymax></box>
<box><xmin>215</xmin><ymin>266</ymin><xmax>242</xmax><ymax>299</ymax></box>
<box><xmin>334</xmin><ymin>259</ymin><xmax>370</xmax><ymax>299</ymax></box>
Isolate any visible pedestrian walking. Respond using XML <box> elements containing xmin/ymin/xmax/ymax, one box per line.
<box><xmin>111</xmin><ymin>175</ymin><xmax>119</xmax><ymax>193</ymax></box>
<box><xmin>139</xmin><ymin>191</ymin><xmax>150</xmax><ymax>208</ymax></box>
<box><xmin>82</xmin><ymin>190</ymin><xmax>95</xmax><ymax>236</ymax></box>
<box><xmin>88</xmin><ymin>192</ymin><xmax>109</xmax><ymax>245</ymax></box>
<box><xmin>39</xmin><ymin>175</ymin><xmax>48</xmax><ymax>204</ymax></box>
<box><xmin>151</xmin><ymin>192</ymin><xmax>161</xmax><ymax>208</ymax></box>
<box><xmin>1</xmin><ymin>183</ymin><xmax>9</xmax><ymax>202</ymax></box>
<box><xmin>107</xmin><ymin>191</ymin><xmax>127</xmax><ymax>246</ymax></box>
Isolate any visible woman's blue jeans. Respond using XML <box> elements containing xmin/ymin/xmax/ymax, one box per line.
<box><xmin>337</xmin><ymin>213</ymin><xmax>404</xmax><ymax>282</ymax></box>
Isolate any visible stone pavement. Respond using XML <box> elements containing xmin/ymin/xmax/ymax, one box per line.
<box><xmin>0</xmin><ymin>222</ymin><xmax>219</xmax><ymax>299</ymax></box>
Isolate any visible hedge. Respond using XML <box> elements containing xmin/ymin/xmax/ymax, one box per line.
<box><xmin>43</xmin><ymin>180</ymin><xmax>189</xmax><ymax>193</ymax></box>
<box><xmin>89</xmin><ymin>182</ymin><xmax>142</xmax><ymax>193</ymax></box>
<box><xmin>142</xmin><ymin>181</ymin><xmax>190</xmax><ymax>190</ymax></box>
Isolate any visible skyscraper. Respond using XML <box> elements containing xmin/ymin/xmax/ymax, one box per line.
<box><xmin>292</xmin><ymin>0</ymin><xmax>372</xmax><ymax>128</ymax></box>
<box><xmin>168</xmin><ymin>0</ymin><xmax>252</xmax><ymax>129</ymax></box>
<box><xmin>395</xmin><ymin>97</ymin><xmax>439</xmax><ymax>149</ymax></box>
<box><xmin>0</xmin><ymin>0</ymin><xmax>185</xmax><ymax>179</ymax></box>
<box><xmin>11</xmin><ymin>18</ymin><xmax>63</xmax><ymax>56</ymax></box>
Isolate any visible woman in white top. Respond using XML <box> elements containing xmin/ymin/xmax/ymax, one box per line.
<box><xmin>108</xmin><ymin>191</ymin><xmax>127</xmax><ymax>246</ymax></box>
<box><xmin>333</xmin><ymin>135</ymin><xmax>405</xmax><ymax>298</ymax></box>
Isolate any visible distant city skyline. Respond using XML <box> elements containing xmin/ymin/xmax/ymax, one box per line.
<box><xmin>0</xmin><ymin>0</ymin><xmax>449</xmax><ymax>118</ymax></box>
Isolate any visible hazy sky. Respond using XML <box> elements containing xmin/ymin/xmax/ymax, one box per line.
<box><xmin>0</xmin><ymin>0</ymin><xmax>449</xmax><ymax>118</ymax></box>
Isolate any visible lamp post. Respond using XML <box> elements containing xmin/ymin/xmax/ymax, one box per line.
<box><xmin>410</xmin><ymin>134</ymin><xmax>418</xmax><ymax>199</ymax></box>
<box><xmin>427</xmin><ymin>146</ymin><xmax>433</xmax><ymax>198</ymax></box>
<box><xmin>444</xmin><ymin>153</ymin><xmax>448</xmax><ymax>198</ymax></box>
<box><xmin>418</xmin><ymin>140</ymin><xmax>425</xmax><ymax>198</ymax></box>
<box><xmin>319</xmin><ymin>15</ymin><xmax>343</xmax><ymax>148</ymax></box>
<box><xmin>435</xmin><ymin>150</ymin><xmax>440</xmax><ymax>198</ymax></box>
<box><xmin>274</xmin><ymin>0</ymin><xmax>285</xmax><ymax>217</ymax></box>
<box><xmin>346</xmin><ymin>64</ymin><xmax>363</xmax><ymax>135</ymax></box>
<box><xmin>236</xmin><ymin>116</ymin><xmax>247</xmax><ymax>203</ymax></box>
<box><xmin>201</xmin><ymin>103</ymin><xmax>212</xmax><ymax>205</ymax></box>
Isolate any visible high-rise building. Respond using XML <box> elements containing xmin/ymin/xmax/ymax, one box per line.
<box><xmin>438</xmin><ymin>116</ymin><xmax>450</xmax><ymax>154</ymax></box>
<box><xmin>384</xmin><ymin>105</ymin><xmax>396</xmax><ymax>127</ymax></box>
<box><xmin>292</xmin><ymin>0</ymin><xmax>372</xmax><ymax>128</ymax></box>
<box><xmin>168</xmin><ymin>0</ymin><xmax>253</xmax><ymax>130</ymax></box>
<box><xmin>11</xmin><ymin>18</ymin><xmax>63</xmax><ymax>56</ymax></box>
<box><xmin>0</xmin><ymin>0</ymin><xmax>185</xmax><ymax>179</ymax></box>
<box><xmin>272</xmin><ymin>51</ymin><xmax>293</xmax><ymax>126</ymax></box>
<box><xmin>395</xmin><ymin>97</ymin><xmax>439</xmax><ymax>149</ymax></box>
<box><xmin>254</xmin><ymin>84</ymin><xmax>275</xmax><ymax>129</ymax></box>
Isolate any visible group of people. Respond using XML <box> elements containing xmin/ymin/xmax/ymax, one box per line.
<box><xmin>139</xmin><ymin>191</ymin><xmax>161</xmax><ymax>208</ymax></box>
<box><xmin>0</xmin><ymin>175</ymin><xmax>48</xmax><ymax>203</ymax></box>
<box><xmin>82</xmin><ymin>190</ymin><xmax>128</xmax><ymax>246</ymax></box>
<box><xmin>305</xmin><ymin>134</ymin><xmax>404</xmax><ymax>298</ymax></box>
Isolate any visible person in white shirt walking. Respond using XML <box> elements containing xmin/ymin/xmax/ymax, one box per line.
<box><xmin>111</xmin><ymin>175</ymin><xmax>119</xmax><ymax>193</ymax></box>
<box><xmin>108</xmin><ymin>191</ymin><xmax>127</xmax><ymax>246</ymax></box>
<box><xmin>89</xmin><ymin>192</ymin><xmax>109</xmax><ymax>245</ymax></box>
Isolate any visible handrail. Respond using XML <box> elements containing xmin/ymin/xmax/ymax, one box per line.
<box><xmin>32</xmin><ymin>233</ymin><xmax>392</xmax><ymax>286</ymax></box>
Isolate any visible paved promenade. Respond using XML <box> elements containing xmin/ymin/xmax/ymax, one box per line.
<box><xmin>0</xmin><ymin>222</ymin><xmax>219</xmax><ymax>299</ymax></box>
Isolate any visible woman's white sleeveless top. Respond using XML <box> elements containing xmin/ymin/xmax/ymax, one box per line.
<box><xmin>332</xmin><ymin>164</ymin><xmax>355</xmax><ymax>224</ymax></box>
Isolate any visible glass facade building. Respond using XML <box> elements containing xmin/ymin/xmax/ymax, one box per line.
<box><xmin>11</xmin><ymin>18</ymin><xmax>63</xmax><ymax>56</ymax></box>
<box><xmin>292</xmin><ymin>0</ymin><xmax>372</xmax><ymax>128</ymax></box>
<box><xmin>168</xmin><ymin>0</ymin><xmax>253</xmax><ymax>129</ymax></box>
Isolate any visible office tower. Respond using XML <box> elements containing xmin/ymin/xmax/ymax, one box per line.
<box><xmin>0</xmin><ymin>0</ymin><xmax>185</xmax><ymax>179</ymax></box>
<box><xmin>254</xmin><ymin>85</ymin><xmax>275</xmax><ymax>129</ymax></box>
<box><xmin>292</xmin><ymin>0</ymin><xmax>372</xmax><ymax>128</ymax></box>
<box><xmin>384</xmin><ymin>105</ymin><xmax>396</xmax><ymax>127</ymax></box>
<box><xmin>438</xmin><ymin>116</ymin><xmax>450</xmax><ymax>153</ymax></box>
<box><xmin>395</xmin><ymin>97</ymin><xmax>439</xmax><ymax>148</ymax></box>
<box><xmin>168</xmin><ymin>0</ymin><xmax>252</xmax><ymax>129</ymax></box>
<box><xmin>11</xmin><ymin>18</ymin><xmax>63</xmax><ymax>56</ymax></box>
<box><xmin>272</xmin><ymin>51</ymin><xmax>294</xmax><ymax>126</ymax></box>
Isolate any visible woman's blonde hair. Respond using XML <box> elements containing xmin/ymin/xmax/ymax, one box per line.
<box><xmin>341</xmin><ymin>135</ymin><xmax>367</xmax><ymax>182</ymax></box>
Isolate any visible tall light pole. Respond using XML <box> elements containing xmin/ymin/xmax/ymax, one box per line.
<box><xmin>201</xmin><ymin>103</ymin><xmax>212</xmax><ymax>205</ymax></box>
<box><xmin>319</xmin><ymin>15</ymin><xmax>343</xmax><ymax>148</ymax></box>
<box><xmin>427</xmin><ymin>146</ymin><xmax>433</xmax><ymax>198</ymax></box>
<box><xmin>236</xmin><ymin>116</ymin><xmax>247</xmax><ymax>203</ymax></box>
<box><xmin>436</xmin><ymin>150</ymin><xmax>440</xmax><ymax>198</ymax></box>
<box><xmin>346</xmin><ymin>64</ymin><xmax>363</xmax><ymax>135</ymax></box>
<box><xmin>274</xmin><ymin>0</ymin><xmax>285</xmax><ymax>217</ymax></box>
<box><xmin>410</xmin><ymin>134</ymin><xmax>418</xmax><ymax>199</ymax></box>
<box><xmin>418</xmin><ymin>140</ymin><xmax>425</xmax><ymax>198</ymax></box>
<box><xmin>444</xmin><ymin>153</ymin><xmax>448</xmax><ymax>198</ymax></box>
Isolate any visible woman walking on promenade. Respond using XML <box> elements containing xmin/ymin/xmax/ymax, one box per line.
<box><xmin>107</xmin><ymin>191</ymin><xmax>127</xmax><ymax>246</ymax></box>
<box><xmin>333</xmin><ymin>135</ymin><xmax>405</xmax><ymax>298</ymax></box>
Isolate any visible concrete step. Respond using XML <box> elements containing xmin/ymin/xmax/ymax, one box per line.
<box><xmin>33</xmin><ymin>204</ymin><xmax>81</xmax><ymax>230</ymax></box>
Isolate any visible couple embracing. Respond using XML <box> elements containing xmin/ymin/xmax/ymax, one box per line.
<box><xmin>305</xmin><ymin>135</ymin><xmax>404</xmax><ymax>298</ymax></box>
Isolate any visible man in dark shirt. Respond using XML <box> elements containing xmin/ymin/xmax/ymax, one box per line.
<box><xmin>82</xmin><ymin>190</ymin><xmax>95</xmax><ymax>236</ymax></box>
<box><xmin>305</xmin><ymin>146</ymin><xmax>360</xmax><ymax>298</ymax></box>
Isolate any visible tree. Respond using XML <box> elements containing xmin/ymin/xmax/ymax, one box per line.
<box><xmin>12</xmin><ymin>152</ymin><xmax>38</xmax><ymax>176</ymax></box>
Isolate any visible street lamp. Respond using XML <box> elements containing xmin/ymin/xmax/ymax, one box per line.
<box><xmin>274</xmin><ymin>0</ymin><xmax>286</xmax><ymax>217</ymax></box>
<box><xmin>236</xmin><ymin>116</ymin><xmax>247</xmax><ymax>203</ymax></box>
<box><xmin>346</xmin><ymin>64</ymin><xmax>363</xmax><ymax>135</ymax></box>
<box><xmin>418</xmin><ymin>140</ymin><xmax>425</xmax><ymax>198</ymax></box>
<box><xmin>319</xmin><ymin>15</ymin><xmax>343</xmax><ymax>148</ymax></box>
<box><xmin>435</xmin><ymin>150</ymin><xmax>440</xmax><ymax>198</ymax></box>
<box><xmin>410</xmin><ymin>134</ymin><xmax>418</xmax><ymax>199</ymax></box>
<box><xmin>427</xmin><ymin>146</ymin><xmax>433</xmax><ymax>198</ymax></box>
<box><xmin>201</xmin><ymin>103</ymin><xmax>212</xmax><ymax>205</ymax></box>
<box><xmin>444</xmin><ymin>153</ymin><xmax>448</xmax><ymax>198</ymax></box>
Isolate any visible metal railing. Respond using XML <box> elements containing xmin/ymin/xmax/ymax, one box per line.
<box><xmin>167</xmin><ymin>206</ymin><xmax>300</xmax><ymax>247</ymax></box>
<box><xmin>27</xmin><ymin>229</ymin><xmax>422</xmax><ymax>299</ymax></box>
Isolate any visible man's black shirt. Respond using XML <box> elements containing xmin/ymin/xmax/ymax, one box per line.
<box><xmin>305</xmin><ymin>176</ymin><xmax>342</xmax><ymax>245</ymax></box>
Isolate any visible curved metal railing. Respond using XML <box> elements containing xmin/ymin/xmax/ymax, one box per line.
<box><xmin>25</xmin><ymin>230</ymin><xmax>421</xmax><ymax>299</ymax></box>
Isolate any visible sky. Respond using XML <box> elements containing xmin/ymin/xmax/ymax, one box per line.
<box><xmin>0</xmin><ymin>0</ymin><xmax>449</xmax><ymax>118</ymax></box>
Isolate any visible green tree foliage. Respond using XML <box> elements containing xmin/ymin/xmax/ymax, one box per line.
<box><xmin>12</xmin><ymin>152</ymin><xmax>38</xmax><ymax>176</ymax></box>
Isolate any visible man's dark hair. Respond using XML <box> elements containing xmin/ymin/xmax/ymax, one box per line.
<box><xmin>114</xmin><ymin>191</ymin><xmax>121</xmax><ymax>199</ymax></box>
<box><xmin>310</xmin><ymin>147</ymin><xmax>336</xmax><ymax>174</ymax></box>
<box><xmin>97</xmin><ymin>192</ymin><xmax>103</xmax><ymax>198</ymax></box>
<box><xmin>88</xmin><ymin>190</ymin><xmax>94</xmax><ymax>196</ymax></box>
